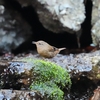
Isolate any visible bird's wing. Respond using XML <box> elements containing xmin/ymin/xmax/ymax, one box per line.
<box><xmin>48</xmin><ymin>46</ymin><xmax>58</xmax><ymax>52</ymax></box>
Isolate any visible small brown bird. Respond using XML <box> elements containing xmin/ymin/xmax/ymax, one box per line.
<box><xmin>32</xmin><ymin>40</ymin><xmax>66</xmax><ymax>58</ymax></box>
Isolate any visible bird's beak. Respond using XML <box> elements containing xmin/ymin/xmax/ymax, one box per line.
<box><xmin>32</xmin><ymin>41</ymin><xmax>36</xmax><ymax>44</ymax></box>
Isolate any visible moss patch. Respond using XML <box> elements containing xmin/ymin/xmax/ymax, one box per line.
<box><xmin>30</xmin><ymin>81</ymin><xmax>64</xmax><ymax>100</ymax></box>
<box><xmin>23</xmin><ymin>58</ymin><xmax>71</xmax><ymax>100</ymax></box>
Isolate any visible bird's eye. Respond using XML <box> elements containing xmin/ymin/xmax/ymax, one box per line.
<box><xmin>38</xmin><ymin>43</ymin><xmax>42</xmax><ymax>45</ymax></box>
<box><xmin>53</xmin><ymin>47</ymin><xmax>57</xmax><ymax>51</ymax></box>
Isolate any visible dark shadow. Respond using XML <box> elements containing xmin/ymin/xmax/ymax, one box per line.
<box><xmin>80</xmin><ymin>0</ymin><xmax>92</xmax><ymax>47</ymax></box>
<box><xmin>4</xmin><ymin>0</ymin><xmax>93</xmax><ymax>54</ymax></box>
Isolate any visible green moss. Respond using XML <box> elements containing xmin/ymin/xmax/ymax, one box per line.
<box><xmin>31</xmin><ymin>60</ymin><xmax>71</xmax><ymax>88</ymax></box>
<box><xmin>22</xmin><ymin>58</ymin><xmax>71</xmax><ymax>100</ymax></box>
<box><xmin>30</xmin><ymin>81</ymin><xmax>64</xmax><ymax>100</ymax></box>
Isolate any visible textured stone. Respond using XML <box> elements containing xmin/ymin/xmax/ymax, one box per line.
<box><xmin>34</xmin><ymin>0</ymin><xmax>86</xmax><ymax>33</ymax></box>
<box><xmin>0</xmin><ymin>2</ymin><xmax>32</xmax><ymax>53</ymax></box>
<box><xmin>16</xmin><ymin>0</ymin><xmax>86</xmax><ymax>33</ymax></box>
<box><xmin>91</xmin><ymin>0</ymin><xmax>100</xmax><ymax>46</ymax></box>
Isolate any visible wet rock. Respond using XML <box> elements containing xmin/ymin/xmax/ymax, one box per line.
<box><xmin>0</xmin><ymin>1</ymin><xmax>32</xmax><ymax>53</ymax></box>
<box><xmin>0</xmin><ymin>58</ymin><xmax>71</xmax><ymax>99</ymax></box>
<box><xmin>0</xmin><ymin>61</ymin><xmax>32</xmax><ymax>89</ymax></box>
<box><xmin>1</xmin><ymin>50</ymin><xmax>100</xmax><ymax>84</ymax></box>
<box><xmin>0</xmin><ymin>89</ymin><xmax>42</xmax><ymax>100</ymax></box>
<box><xmin>1</xmin><ymin>50</ymin><xmax>100</xmax><ymax>99</ymax></box>
<box><xmin>17</xmin><ymin>50</ymin><xmax>100</xmax><ymax>80</ymax></box>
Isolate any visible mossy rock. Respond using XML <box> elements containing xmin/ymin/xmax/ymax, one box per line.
<box><xmin>22</xmin><ymin>58</ymin><xmax>71</xmax><ymax>100</ymax></box>
<box><xmin>30</xmin><ymin>81</ymin><xmax>64</xmax><ymax>100</ymax></box>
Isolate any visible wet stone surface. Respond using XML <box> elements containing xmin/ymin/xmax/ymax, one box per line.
<box><xmin>23</xmin><ymin>50</ymin><xmax>100</xmax><ymax>79</ymax></box>
<box><xmin>0</xmin><ymin>50</ymin><xmax>100</xmax><ymax>99</ymax></box>
<box><xmin>0</xmin><ymin>90</ymin><xmax>42</xmax><ymax>100</ymax></box>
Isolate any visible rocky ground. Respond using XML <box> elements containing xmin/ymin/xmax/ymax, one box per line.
<box><xmin>0</xmin><ymin>0</ymin><xmax>99</xmax><ymax>99</ymax></box>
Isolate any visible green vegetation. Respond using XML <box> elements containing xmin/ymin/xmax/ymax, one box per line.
<box><xmin>30</xmin><ymin>81</ymin><xmax>64</xmax><ymax>100</ymax></box>
<box><xmin>24</xmin><ymin>59</ymin><xmax>71</xmax><ymax>100</ymax></box>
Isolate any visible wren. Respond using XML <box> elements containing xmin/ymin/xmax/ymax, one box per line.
<box><xmin>32</xmin><ymin>40</ymin><xmax>66</xmax><ymax>58</ymax></box>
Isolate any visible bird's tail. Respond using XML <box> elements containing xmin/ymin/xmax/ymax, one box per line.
<box><xmin>58</xmin><ymin>48</ymin><xmax>66</xmax><ymax>51</ymax></box>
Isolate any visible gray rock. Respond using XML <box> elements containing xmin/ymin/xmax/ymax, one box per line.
<box><xmin>0</xmin><ymin>2</ymin><xmax>32</xmax><ymax>53</ymax></box>
<box><xmin>16</xmin><ymin>0</ymin><xmax>86</xmax><ymax>33</ymax></box>
<box><xmin>0</xmin><ymin>89</ymin><xmax>42</xmax><ymax>100</ymax></box>
<box><xmin>91</xmin><ymin>0</ymin><xmax>100</xmax><ymax>47</ymax></box>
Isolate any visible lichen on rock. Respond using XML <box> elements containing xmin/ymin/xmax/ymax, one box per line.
<box><xmin>37</xmin><ymin>0</ymin><xmax>85</xmax><ymax>32</ymax></box>
<box><xmin>91</xmin><ymin>0</ymin><xmax>100</xmax><ymax>47</ymax></box>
